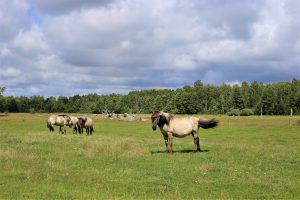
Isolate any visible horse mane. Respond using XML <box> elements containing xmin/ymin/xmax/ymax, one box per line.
<box><xmin>160</xmin><ymin>112</ymin><xmax>174</xmax><ymax>125</ymax></box>
<box><xmin>79</xmin><ymin>116</ymin><xmax>87</xmax><ymax>123</ymax></box>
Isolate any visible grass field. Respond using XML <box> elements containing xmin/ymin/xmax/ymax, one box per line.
<box><xmin>1</xmin><ymin>113</ymin><xmax>299</xmax><ymax>199</ymax></box>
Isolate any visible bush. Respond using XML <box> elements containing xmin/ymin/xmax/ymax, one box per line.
<box><xmin>240</xmin><ymin>108</ymin><xmax>254</xmax><ymax>116</ymax></box>
<box><xmin>227</xmin><ymin>109</ymin><xmax>240</xmax><ymax>116</ymax></box>
<box><xmin>29</xmin><ymin>108</ymin><xmax>36</xmax><ymax>114</ymax></box>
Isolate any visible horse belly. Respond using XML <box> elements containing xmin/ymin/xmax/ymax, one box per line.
<box><xmin>171</xmin><ymin>122</ymin><xmax>193</xmax><ymax>138</ymax></box>
<box><xmin>172</xmin><ymin>131</ymin><xmax>191</xmax><ymax>138</ymax></box>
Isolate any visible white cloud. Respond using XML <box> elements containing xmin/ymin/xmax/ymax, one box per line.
<box><xmin>225</xmin><ymin>80</ymin><xmax>242</xmax><ymax>86</ymax></box>
<box><xmin>120</xmin><ymin>40</ymin><xmax>132</xmax><ymax>49</ymax></box>
<box><xmin>0</xmin><ymin>67</ymin><xmax>21</xmax><ymax>78</ymax></box>
<box><xmin>173</xmin><ymin>54</ymin><xmax>197</xmax><ymax>70</ymax></box>
<box><xmin>12</xmin><ymin>26</ymin><xmax>50</xmax><ymax>56</ymax></box>
<box><xmin>0</xmin><ymin>0</ymin><xmax>30</xmax><ymax>41</ymax></box>
<box><xmin>0</xmin><ymin>0</ymin><xmax>300</xmax><ymax>96</ymax></box>
<box><xmin>0</xmin><ymin>47</ymin><xmax>13</xmax><ymax>58</ymax></box>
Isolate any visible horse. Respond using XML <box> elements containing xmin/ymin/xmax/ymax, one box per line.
<box><xmin>47</xmin><ymin>114</ymin><xmax>73</xmax><ymax>134</ymax></box>
<box><xmin>151</xmin><ymin>111</ymin><xmax>218</xmax><ymax>153</ymax></box>
<box><xmin>77</xmin><ymin>116</ymin><xmax>94</xmax><ymax>136</ymax></box>
<box><xmin>69</xmin><ymin>116</ymin><xmax>79</xmax><ymax>134</ymax></box>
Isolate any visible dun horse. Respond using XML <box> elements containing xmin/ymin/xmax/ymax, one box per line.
<box><xmin>47</xmin><ymin>115</ymin><xmax>72</xmax><ymax>134</ymax></box>
<box><xmin>77</xmin><ymin>116</ymin><xmax>94</xmax><ymax>135</ymax></box>
<box><xmin>70</xmin><ymin>116</ymin><xmax>79</xmax><ymax>134</ymax></box>
<box><xmin>151</xmin><ymin>111</ymin><xmax>218</xmax><ymax>153</ymax></box>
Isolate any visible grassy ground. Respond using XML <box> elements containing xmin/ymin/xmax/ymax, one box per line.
<box><xmin>0</xmin><ymin>113</ymin><xmax>299</xmax><ymax>199</ymax></box>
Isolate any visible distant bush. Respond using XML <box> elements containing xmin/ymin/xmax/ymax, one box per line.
<box><xmin>240</xmin><ymin>108</ymin><xmax>254</xmax><ymax>116</ymax></box>
<box><xmin>29</xmin><ymin>108</ymin><xmax>36</xmax><ymax>114</ymax></box>
<box><xmin>227</xmin><ymin>109</ymin><xmax>240</xmax><ymax>116</ymax></box>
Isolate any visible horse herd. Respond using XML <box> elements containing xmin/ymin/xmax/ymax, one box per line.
<box><xmin>46</xmin><ymin>111</ymin><xmax>218</xmax><ymax>153</ymax></box>
<box><xmin>47</xmin><ymin>115</ymin><xmax>93</xmax><ymax>135</ymax></box>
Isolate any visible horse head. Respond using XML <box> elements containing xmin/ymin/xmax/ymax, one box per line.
<box><xmin>151</xmin><ymin>111</ymin><xmax>173</xmax><ymax>131</ymax></box>
<box><xmin>151</xmin><ymin>111</ymin><xmax>160</xmax><ymax>130</ymax></box>
<box><xmin>64</xmin><ymin>115</ymin><xmax>73</xmax><ymax>127</ymax></box>
<box><xmin>78</xmin><ymin>116</ymin><xmax>87</xmax><ymax>125</ymax></box>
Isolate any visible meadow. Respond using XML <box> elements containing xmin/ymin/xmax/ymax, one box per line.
<box><xmin>0</xmin><ymin>113</ymin><xmax>299</xmax><ymax>199</ymax></box>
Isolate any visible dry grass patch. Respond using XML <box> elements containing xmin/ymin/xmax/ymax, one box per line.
<box><xmin>0</xmin><ymin>149</ymin><xmax>16</xmax><ymax>159</ymax></box>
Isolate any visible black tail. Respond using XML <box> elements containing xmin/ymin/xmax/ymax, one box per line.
<box><xmin>198</xmin><ymin>118</ymin><xmax>218</xmax><ymax>129</ymax></box>
<box><xmin>47</xmin><ymin>121</ymin><xmax>54</xmax><ymax>132</ymax></box>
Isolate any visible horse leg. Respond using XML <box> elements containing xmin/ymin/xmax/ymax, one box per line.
<box><xmin>88</xmin><ymin>127</ymin><xmax>92</xmax><ymax>136</ymax></box>
<box><xmin>163</xmin><ymin>136</ymin><xmax>168</xmax><ymax>152</ymax></box>
<box><xmin>192</xmin><ymin>132</ymin><xmax>201</xmax><ymax>152</ymax></box>
<box><xmin>167</xmin><ymin>133</ymin><xmax>173</xmax><ymax>154</ymax></box>
<box><xmin>49</xmin><ymin>124</ymin><xmax>54</xmax><ymax>132</ymax></box>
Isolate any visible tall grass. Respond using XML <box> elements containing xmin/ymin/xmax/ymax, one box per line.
<box><xmin>0</xmin><ymin>114</ymin><xmax>299</xmax><ymax>199</ymax></box>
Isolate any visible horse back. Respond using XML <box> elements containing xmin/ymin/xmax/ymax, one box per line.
<box><xmin>84</xmin><ymin>117</ymin><xmax>93</xmax><ymax>127</ymax></box>
<box><xmin>48</xmin><ymin>115</ymin><xmax>66</xmax><ymax>126</ymax></box>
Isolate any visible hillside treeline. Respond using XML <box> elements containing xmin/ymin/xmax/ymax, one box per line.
<box><xmin>1</xmin><ymin>79</ymin><xmax>300</xmax><ymax>115</ymax></box>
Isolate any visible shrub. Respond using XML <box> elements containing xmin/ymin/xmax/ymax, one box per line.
<box><xmin>29</xmin><ymin>108</ymin><xmax>36</xmax><ymax>114</ymax></box>
<box><xmin>227</xmin><ymin>109</ymin><xmax>240</xmax><ymax>116</ymax></box>
<box><xmin>240</xmin><ymin>108</ymin><xmax>254</xmax><ymax>116</ymax></box>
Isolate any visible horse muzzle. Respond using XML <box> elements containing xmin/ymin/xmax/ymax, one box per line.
<box><xmin>152</xmin><ymin>126</ymin><xmax>157</xmax><ymax>131</ymax></box>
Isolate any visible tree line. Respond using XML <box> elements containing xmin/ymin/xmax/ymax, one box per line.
<box><xmin>1</xmin><ymin>79</ymin><xmax>300</xmax><ymax>115</ymax></box>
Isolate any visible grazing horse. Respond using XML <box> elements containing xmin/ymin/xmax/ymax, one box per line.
<box><xmin>69</xmin><ymin>116</ymin><xmax>79</xmax><ymax>134</ymax></box>
<box><xmin>77</xmin><ymin>116</ymin><xmax>94</xmax><ymax>135</ymax></box>
<box><xmin>151</xmin><ymin>111</ymin><xmax>218</xmax><ymax>153</ymax></box>
<box><xmin>47</xmin><ymin>115</ymin><xmax>72</xmax><ymax>134</ymax></box>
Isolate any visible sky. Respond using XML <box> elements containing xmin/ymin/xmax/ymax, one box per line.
<box><xmin>0</xmin><ymin>0</ymin><xmax>300</xmax><ymax>97</ymax></box>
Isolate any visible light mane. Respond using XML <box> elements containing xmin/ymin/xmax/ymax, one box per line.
<box><xmin>160</xmin><ymin>111</ymin><xmax>174</xmax><ymax>124</ymax></box>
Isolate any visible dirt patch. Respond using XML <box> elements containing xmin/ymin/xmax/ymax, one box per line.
<box><xmin>0</xmin><ymin>149</ymin><xmax>16</xmax><ymax>158</ymax></box>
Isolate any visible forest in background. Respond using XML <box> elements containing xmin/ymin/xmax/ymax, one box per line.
<box><xmin>1</xmin><ymin>79</ymin><xmax>300</xmax><ymax>115</ymax></box>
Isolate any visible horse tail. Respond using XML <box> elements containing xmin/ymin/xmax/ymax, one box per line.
<box><xmin>47</xmin><ymin>121</ymin><xmax>54</xmax><ymax>132</ymax></box>
<box><xmin>198</xmin><ymin>118</ymin><xmax>218</xmax><ymax>129</ymax></box>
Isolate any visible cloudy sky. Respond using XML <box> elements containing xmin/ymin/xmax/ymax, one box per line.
<box><xmin>1</xmin><ymin>0</ymin><xmax>300</xmax><ymax>97</ymax></box>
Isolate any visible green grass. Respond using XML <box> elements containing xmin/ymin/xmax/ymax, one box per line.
<box><xmin>0</xmin><ymin>114</ymin><xmax>299</xmax><ymax>199</ymax></box>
